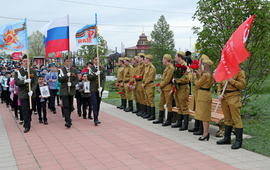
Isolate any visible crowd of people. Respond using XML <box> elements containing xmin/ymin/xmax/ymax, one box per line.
<box><xmin>0</xmin><ymin>51</ymin><xmax>246</xmax><ymax>150</ymax></box>
<box><xmin>115</xmin><ymin>51</ymin><xmax>246</xmax><ymax>150</ymax></box>
<box><xmin>0</xmin><ymin>55</ymin><xmax>105</xmax><ymax>133</ymax></box>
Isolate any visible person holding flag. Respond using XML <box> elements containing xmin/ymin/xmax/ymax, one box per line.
<box><xmin>215</xmin><ymin>15</ymin><xmax>255</xmax><ymax>149</ymax></box>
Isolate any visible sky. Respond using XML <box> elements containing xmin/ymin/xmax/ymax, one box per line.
<box><xmin>0</xmin><ymin>0</ymin><xmax>201</xmax><ymax>54</ymax></box>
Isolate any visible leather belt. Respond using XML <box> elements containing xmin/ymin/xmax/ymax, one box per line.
<box><xmin>225</xmin><ymin>90</ymin><xmax>239</xmax><ymax>93</ymax></box>
<box><xmin>118</xmin><ymin>81</ymin><xmax>123</xmax><ymax>83</ymax></box>
<box><xmin>124</xmin><ymin>80</ymin><xmax>129</xmax><ymax>83</ymax></box>
<box><xmin>137</xmin><ymin>79</ymin><xmax>142</xmax><ymax>82</ymax></box>
<box><xmin>199</xmin><ymin>87</ymin><xmax>210</xmax><ymax>91</ymax></box>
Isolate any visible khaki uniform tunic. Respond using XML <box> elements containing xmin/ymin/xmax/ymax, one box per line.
<box><xmin>117</xmin><ymin>65</ymin><xmax>125</xmax><ymax>99</ymax></box>
<box><xmin>136</xmin><ymin>62</ymin><xmax>146</xmax><ymax>105</ymax></box>
<box><xmin>174</xmin><ymin>61</ymin><xmax>190</xmax><ymax>115</ymax></box>
<box><xmin>189</xmin><ymin>71</ymin><xmax>201</xmax><ymax>111</ymax></box>
<box><xmin>123</xmin><ymin>64</ymin><xmax>134</xmax><ymax>100</ymax></box>
<box><xmin>159</xmin><ymin>63</ymin><xmax>174</xmax><ymax>112</ymax></box>
<box><xmin>217</xmin><ymin>70</ymin><xmax>246</xmax><ymax>128</ymax></box>
<box><xmin>132</xmin><ymin>64</ymin><xmax>140</xmax><ymax>102</ymax></box>
<box><xmin>194</xmin><ymin>73</ymin><xmax>214</xmax><ymax>121</ymax></box>
<box><xmin>143</xmin><ymin>63</ymin><xmax>156</xmax><ymax>107</ymax></box>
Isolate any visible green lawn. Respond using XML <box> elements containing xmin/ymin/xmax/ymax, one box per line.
<box><xmin>103</xmin><ymin>77</ymin><xmax>270</xmax><ymax>157</ymax></box>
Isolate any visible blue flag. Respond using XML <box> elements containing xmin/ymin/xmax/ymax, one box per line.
<box><xmin>76</xmin><ymin>14</ymin><xmax>98</xmax><ymax>46</ymax></box>
<box><xmin>0</xmin><ymin>18</ymin><xmax>28</xmax><ymax>51</ymax></box>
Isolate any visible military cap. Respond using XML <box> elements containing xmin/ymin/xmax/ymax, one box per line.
<box><xmin>201</xmin><ymin>54</ymin><xmax>213</xmax><ymax>66</ymax></box>
<box><xmin>48</xmin><ymin>63</ymin><xmax>56</xmax><ymax>68</ymax></box>
<box><xmin>38</xmin><ymin>73</ymin><xmax>45</xmax><ymax>78</ymax></box>
<box><xmin>137</xmin><ymin>53</ymin><xmax>145</xmax><ymax>57</ymax></box>
<box><xmin>177</xmin><ymin>51</ymin><xmax>185</xmax><ymax>57</ymax></box>
<box><xmin>124</xmin><ymin>57</ymin><xmax>130</xmax><ymax>61</ymax></box>
<box><xmin>145</xmin><ymin>54</ymin><xmax>153</xmax><ymax>60</ymax></box>
<box><xmin>163</xmin><ymin>54</ymin><xmax>172</xmax><ymax>61</ymax></box>
<box><xmin>82</xmin><ymin>72</ymin><xmax>87</xmax><ymax>76</ymax></box>
<box><xmin>118</xmin><ymin>57</ymin><xmax>124</xmax><ymax>61</ymax></box>
<box><xmin>133</xmin><ymin>56</ymin><xmax>138</xmax><ymax>61</ymax></box>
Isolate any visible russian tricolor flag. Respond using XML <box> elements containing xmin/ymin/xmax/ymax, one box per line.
<box><xmin>41</xmin><ymin>15</ymin><xmax>69</xmax><ymax>59</ymax></box>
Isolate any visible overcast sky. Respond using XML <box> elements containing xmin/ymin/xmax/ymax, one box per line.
<box><xmin>0</xmin><ymin>0</ymin><xmax>201</xmax><ymax>54</ymax></box>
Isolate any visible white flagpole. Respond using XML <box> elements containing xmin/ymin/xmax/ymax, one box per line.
<box><xmin>213</xmin><ymin>81</ymin><xmax>228</xmax><ymax>115</ymax></box>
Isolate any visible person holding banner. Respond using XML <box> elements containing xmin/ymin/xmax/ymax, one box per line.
<box><xmin>216</xmin><ymin>70</ymin><xmax>246</xmax><ymax>149</ymax></box>
<box><xmin>194</xmin><ymin>54</ymin><xmax>214</xmax><ymax>141</ymax></box>
<box><xmin>15</xmin><ymin>55</ymin><xmax>38</xmax><ymax>133</ymax></box>
<box><xmin>58</xmin><ymin>56</ymin><xmax>78</xmax><ymax>128</ymax></box>
<box><xmin>87</xmin><ymin>55</ymin><xmax>106</xmax><ymax>125</ymax></box>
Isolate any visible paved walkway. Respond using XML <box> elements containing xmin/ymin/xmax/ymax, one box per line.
<box><xmin>0</xmin><ymin>101</ymin><xmax>270</xmax><ymax>170</ymax></box>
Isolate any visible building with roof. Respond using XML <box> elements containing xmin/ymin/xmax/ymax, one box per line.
<box><xmin>125</xmin><ymin>32</ymin><xmax>150</xmax><ymax>57</ymax></box>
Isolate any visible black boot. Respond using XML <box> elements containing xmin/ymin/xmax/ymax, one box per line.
<box><xmin>188</xmin><ymin>119</ymin><xmax>199</xmax><ymax>132</ymax></box>
<box><xmin>117</xmin><ymin>99</ymin><xmax>123</xmax><ymax>109</ymax></box>
<box><xmin>217</xmin><ymin>125</ymin><xmax>232</xmax><ymax>145</ymax></box>
<box><xmin>136</xmin><ymin>104</ymin><xmax>144</xmax><ymax>116</ymax></box>
<box><xmin>132</xmin><ymin>102</ymin><xmax>140</xmax><ymax>113</ymax></box>
<box><xmin>171</xmin><ymin>114</ymin><xmax>183</xmax><ymax>128</ymax></box>
<box><xmin>140</xmin><ymin>105</ymin><xmax>147</xmax><ymax>117</ymax></box>
<box><xmin>193</xmin><ymin>120</ymin><xmax>203</xmax><ymax>135</ymax></box>
<box><xmin>120</xmin><ymin>99</ymin><xmax>126</xmax><ymax>110</ymax></box>
<box><xmin>148</xmin><ymin>107</ymin><xmax>155</xmax><ymax>121</ymax></box>
<box><xmin>143</xmin><ymin>106</ymin><xmax>151</xmax><ymax>119</ymax></box>
<box><xmin>153</xmin><ymin>111</ymin><xmax>164</xmax><ymax>124</ymax></box>
<box><xmin>162</xmin><ymin>112</ymin><xmax>173</xmax><ymax>126</ymax></box>
<box><xmin>231</xmin><ymin>128</ymin><xmax>243</xmax><ymax>149</ymax></box>
<box><xmin>125</xmin><ymin>100</ymin><xmax>133</xmax><ymax>112</ymax></box>
<box><xmin>179</xmin><ymin>115</ymin><xmax>189</xmax><ymax>131</ymax></box>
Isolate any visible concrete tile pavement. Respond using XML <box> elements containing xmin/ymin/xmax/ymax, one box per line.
<box><xmin>0</xmin><ymin>101</ymin><xmax>269</xmax><ymax>170</ymax></box>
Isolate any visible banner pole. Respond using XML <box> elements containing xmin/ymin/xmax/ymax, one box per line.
<box><xmin>68</xmin><ymin>51</ymin><xmax>71</xmax><ymax>95</ymax></box>
<box><xmin>26</xmin><ymin>50</ymin><xmax>32</xmax><ymax>109</ymax></box>
<box><xmin>213</xmin><ymin>81</ymin><xmax>228</xmax><ymax>115</ymax></box>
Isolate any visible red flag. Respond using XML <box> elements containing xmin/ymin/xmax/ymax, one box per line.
<box><xmin>54</xmin><ymin>51</ymin><xmax>62</xmax><ymax>58</ymax></box>
<box><xmin>214</xmin><ymin>15</ymin><xmax>255</xmax><ymax>82</ymax></box>
<box><xmin>81</xmin><ymin>67</ymin><xmax>88</xmax><ymax>80</ymax></box>
<box><xmin>12</xmin><ymin>52</ymin><xmax>22</xmax><ymax>61</ymax></box>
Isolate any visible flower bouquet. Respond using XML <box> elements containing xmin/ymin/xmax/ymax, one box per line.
<box><xmin>173</xmin><ymin>63</ymin><xmax>187</xmax><ymax>90</ymax></box>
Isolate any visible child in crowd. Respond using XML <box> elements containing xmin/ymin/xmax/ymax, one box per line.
<box><xmin>36</xmin><ymin>74</ymin><xmax>49</xmax><ymax>125</ymax></box>
<box><xmin>79</xmin><ymin>72</ymin><xmax>92</xmax><ymax>119</ymax></box>
<box><xmin>1</xmin><ymin>71</ymin><xmax>10</xmax><ymax>107</ymax></box>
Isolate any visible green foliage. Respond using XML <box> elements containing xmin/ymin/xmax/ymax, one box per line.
<box><xmin>148</xmin><ymin>15</ymin><xmax>176</xmax><ymax>74</ymax></box>
<box><xmin>79</xmin><ymin>34</ymin><xmax>108</xmax><ymax>63</ymax></box>
<box><xmin>193</xmin><ymin>0</ymin><xmax>270</xmax><ymax>106</ymax></box>
<box><xmin>28</xmin><ymin>30</ymin><xmax>45</xmax><ymax>57</ymax></box>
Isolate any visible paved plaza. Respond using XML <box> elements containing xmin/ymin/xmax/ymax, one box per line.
<box><xmin>0</xmin><ymin>101</ymin><xmax>270</xmax><ymax>170</ymax></box>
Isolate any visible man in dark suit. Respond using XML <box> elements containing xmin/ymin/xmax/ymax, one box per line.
<box><xmin>58</xmin><ymin>57</ymin><xmax>78</xmax><ymax>128</ymax></box>
<box><xmin>14</xmin><ymin>55</ymin><xmax>38</xmax><ymax>133</ymax></box>
<box><xmin>87</xmin><ymin>56</ymin><xmax>106</xmax><ymax>125</ymax></box>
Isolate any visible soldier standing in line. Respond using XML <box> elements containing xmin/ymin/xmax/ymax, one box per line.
<box><xmin>122</xmin><ymin>57</ymin><xmax>134</xmax><ymax>112</ymax></box>
<box><xmin>15</xmin><ymin>55</ymin><xmax>38</xmax><ymax>133</ymax></box>
<box><xmin>131</xmin><ymin>56</ymin><xmax>140</xmax><ymax>114</ymax></box>
<box><xmin>58</xmin><ymin>57</ymin><xmax>78</xmax><ymax>128</ymax></box>
<box><xmin>142</xmin><ymin>54</ymin><xmax>156</xmax><ymax>120</ymax></box>
<box><xmin>216</xmin><ymin>70</ymin><xmax>246</xmax><ymax>149</ymax></box>
<box><xmin>171</xmin><ymin>51</ymin><xmax>190</xmax><ymax>130</ymax></box>
<box><xmin>116</xmin><ymin>58</ymin><xmax>126</xmax><ymax>110</ymax></box>
<box><xmin>87</xmin><ymin>55</ymin><xmax>106</xmax><ymax>125</ymax></box>
<box><xmin>153</xmin><ymin>54</ymin><xmax>174</xmax><ymax>126</ymax></box>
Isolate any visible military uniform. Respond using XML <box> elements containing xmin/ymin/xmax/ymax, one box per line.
<box><xmin>15</xmin><ymin>67</ymin><xmax>38</xmax><ymax>132</ymax></box>
<box><xmin>217</xmin><ymin>70</ymin><xmax>246</xmax><ymax>149</ymax></box>
<box><xmin>135</xmin><ymin>59</ymin><xmax>146</xmax><ymax>116</ymax></box>
<box><xmin>172</xmin><ymin>60</ymin><xmax>190</xmax><ymax>130</ymax></box>
<box><xmin>58</xmin><ymin>66</ymin><xmax>78</xmax><ymax>128</ymax></box>
<box><xmin>132</xmin><ymin>60</ymin><xmax>140</xmax><ymax>113</ymax></box>
<box><xmin>142</xmin><ymin>54</ymin><xmax>156</xmax><ymax>120</ymax></box>
<box><xmin>116</xmin><ymin>61</ymin><xmax>125</xmax><ymax>109</ymax></box>
<box><xmin>123</xmin><ymin>58</ymin><xmax>134</xmax><ymax>112</ymax></box>
<box><xmin>153</xmin><ymin>54</ymin><xmax>174</xmax><ymax>126</ymax></box>
<box><xmin>87</xmin><ymin>64</ymin><xmax>106</xmax><ymax>124</ymax></box>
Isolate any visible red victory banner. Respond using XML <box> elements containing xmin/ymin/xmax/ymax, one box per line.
<box><xmin>54</xmin><ymin>51</ymin><xmax>62</xmax><ymax>58</ymax></box>
<box><xmin>214</xmin><ymin>15</ymin><xmax>255</xmax><ymax>82</ymax></box>
<box><xmin>12</xmin><ymin>52</ymin><xmax>22</xmax><ymax>60</ymax></box>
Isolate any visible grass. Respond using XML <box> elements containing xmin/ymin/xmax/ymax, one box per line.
<box><xmin>103</xmin><ymin>77</ymin><xmax>270</xmax><ymax>157</ymax></box>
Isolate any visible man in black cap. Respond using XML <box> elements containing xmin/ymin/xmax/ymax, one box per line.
<box><xmin>14</xmin><ymin>55</ymin><xmax>38</xmax><ymax>133</ymax></box>
<box><xmin>58</xmin><ymin>56</ymin><xmax>78</xmax><ymax>128</ymax></box>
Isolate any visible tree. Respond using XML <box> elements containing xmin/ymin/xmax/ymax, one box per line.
<box><xmin>149</xmin><ymin>15</ymin><xmax>176</xmax><ymax>74</ymax></box>
<box><xmin>28</xmin><ymin>30</ymin><xmax>45</xmax><ymax>57</ymax></box>
<box><xmin>79</xmin><ymin>34</ymin><xmax>108</xmax><ymax>65</ymax></box>
<box><xmin>193</xmin><ymin>0</ymin><xmax>270</xmax><ymax>108</ymax></box>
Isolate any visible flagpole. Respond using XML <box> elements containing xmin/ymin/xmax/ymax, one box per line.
<box><xmin>96</xmin><ymin>41</ymin><xmax>101</xmax><ymax>98</ymax></box>
<box><xmin>26</xmin><ymin>50</ymin><xmax>32</xmax><ymax>109</ymax></box>
<box><xmin>213</xmin><ymin>81</ymin><xmax>228</xmax><ymax>115</ymax></box>
<box><xmin>68</xmin><ymin>51</ymin><xmax>71</xmax><ymax>95</ymax></box>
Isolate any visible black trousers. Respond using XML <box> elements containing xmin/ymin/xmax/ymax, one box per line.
<box><xmin>20</xmin><ymin>98</ymin><xmax>34</xmax><ymax>128</ymax></box>
<box><xmin>1</xmin><ymin>86</ymin><xmax>4</xmax><ymax>103</ymax></box>
<box><xmin>82</xmin><ymin>96</ymin><xmax>92</xmax><ymax>118</ymax></box>
<box><xmin>3</xmin><ymin>90</ymin><xmax>10</xmax><ymax>106</ymax></box>
<box><xmin>62</xmin><ymin>95</ymin><xmax>73</xmax><ymax>123</ymax></box>
<box><xmin>76</xmin><ymin>96</ymin><xmax>82</xmax><ymax>114</ymax></box>
<box><xmin>50</xmin><ymin>89</ymin><xmax>58</xmax><ymax>112</ymax></box>
<box><xmin>32</xmin><ymin>98</ymin><xmax>37</xmax><ymax>112</ymax></box>
<box><xmin>91</xmin><ymin>92</ymin><xmax>101</xmax><ymax>122</ymax></box>
<box><xmin>37</xmin><ymin>101</ymin><xmax>47</xmax><ymax>121</ymax></box>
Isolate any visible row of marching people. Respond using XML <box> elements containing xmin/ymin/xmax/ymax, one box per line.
<box><xmin>1</xmin><ymin>55</ymin><xmax>105</xmax><ymax>133</ymax></box>
<box><xmin>116</xmin><ymin>52</ymin><xmax>246</xmax><ymax>149</ymax></box>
